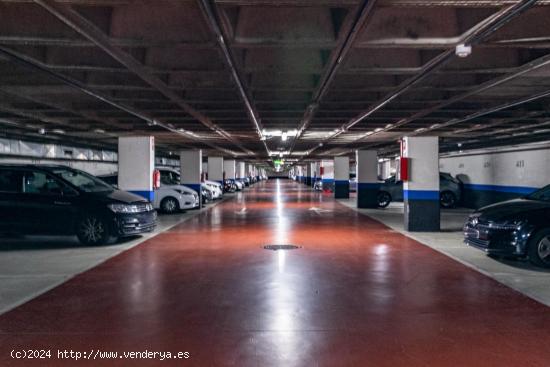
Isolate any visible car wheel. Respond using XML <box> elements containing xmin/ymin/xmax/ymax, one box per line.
<box><xmin>440</xmin><ymin>191</ymin><xmax>457</xmax><ymax>208</ymax></box>
<box><xmin>161</xmin><ymin>197</ymin><xmax>179</xmax><ymax>214</ymax></box>
<box><xmin>377</xmin><ymin>191</ymin><xmax>392</xmax><ymax>208</ymax></box>
<box><xmin>528</xmin><ymin>229</ymin><xmax>550</xmax><ymax>268</ymax></box>
<box><xmin>76</xmin><ymin>215</ymin><xmax>111</xmax><ymax>245</ymax></box>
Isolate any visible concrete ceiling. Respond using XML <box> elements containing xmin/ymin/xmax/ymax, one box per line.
<box><xmin>1</xmin><ymin>0</ymin><xmax>550</xmax><ymax>162</ymax></box>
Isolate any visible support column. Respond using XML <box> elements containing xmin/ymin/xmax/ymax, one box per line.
<box><xmin>320</xmin><ymin>160</ymin><xmax>334</xmax><ymax>191</ymax></box>
<box><xmin>334</xmin><ymin>156</ymin><xmax>350</xmax><ymax>199</ymax></box>
<box><xmin>356</xmin><ymin>150</ymin><xmax>379</xmax><ymax>208</ymax></box>
<box><xmin>402</xmin><ymin>136</ymin><xmax>440</xmax><ymax>232</ymax></box>
<box><xmin>237</xmin><ymin>161</ymin><xmax>245</xmax><ymax>179</ymax></box>
<box><xmin>118</xmin><ymin>136</ymin><xmax>155</xmax><ymax>201</ymax></box>
<box><xmin>224</xmin><ymin>159</ymin><xmax>236</xmax><ymax>180</ymax></box>
<box><xmin>314</xmin><ymin>162</ymin><xmax>321</xmax><ymax>187</ymax></box>
<box><xmin>305</xmin><ymin>164</ymin><xmax>313</xmax><ymax>186</ymax></box>
<box><xmin>180</xmin><ymin>150</ymin><xmax>202</xmax><ymax>207</ymax></box>
<box><xmin>208</xmin><ymin>156</ymin><xmax>224</xmax><ymax>185</ymax></box>
<box><xmin>296</xmin><ymin>165</ymin><xmax>303</xmax><ymax>184</ymax></box>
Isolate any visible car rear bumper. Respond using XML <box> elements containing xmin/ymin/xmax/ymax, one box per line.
<box><xmin>114</xmin><ymin>210</ymin><xmax>157</xmax><ymax>236</ymax></box>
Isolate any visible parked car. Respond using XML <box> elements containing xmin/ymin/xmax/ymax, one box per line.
<box><xmin>313</xmin><ymin>178</ymin><xmax>323</xmax><ymax>191</ymax></box>
<box><xmin>201</xmin><ymin>185</ymin><xmax>213</xmax><ymax>204</ymax></box>
<box><xmin>463</xmin><ymin>184</ymin><xmax>550</xmax><ymax>268</ymax></box>
<box><xmin>204</xmin><ymin>180</ymin><xmax>223</xmax><ymax>199</ymax></box>
<box><xmin>224</xmin><ymin>180</ymin><xmax>237</xmax><ymax>193</ymax></box>
<box><xmin>377</xmin><ymin>172</ymin><xmax>462</xmax><ymax>208</ymax></box>
<box><xmin>100</xmin><ymin>172</ymin><xmax>200</xmax><ymax>213</ymax></box>
<box><xmin>350</xmin><ymin>178</ymin><xmax>357</xmax><ymax>192</ymax></box>
<box><xmin>0</xmin><ymin>165</ymin><xmax>157</xmax><ymax>245</ymax></box>
<box><xmin>235</xmin><ymin>179</ymin><xmax>245</xmax><ymax>190</ymax></box>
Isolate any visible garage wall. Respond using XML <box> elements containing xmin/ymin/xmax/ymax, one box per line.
<box><xmin>439</xmin><ymin>142</ymin><xmax>550</xmax><ymax>208</ymax></box>
<box><xmin>0</xmin><ymin>156</ymin><xmax>118</xmax><ymax>176</ymax></box>
<box><xmin>0</xmin><ymin>139</ymin><xmax>179</xmax><ymax>176</ymax></box>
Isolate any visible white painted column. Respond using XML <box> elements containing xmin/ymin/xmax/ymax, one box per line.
<box><xmin>320</xmin><ymin>159</ymin><xmax>334</xmax><ymax>191</ymax></box>
<box><xmin>118</xmin><ymin>136</ymin><xmax>155</xmax><ymax>201</ymax></box>
<box><xmin>208</xmin><ymin>156</ymin><xmax>224</xmax><ymax>184</ymax></box>
<box><xmin>224</xmin><ymin>159</ymin><xmax>236</xmax><ymax>180</ymax></box>
<box><xmin>180</xmin><ymin>150</ymin><xmax>203</xmax><ymax>205</ymax></box>
<box><xmin>334</xmin><ymin>156</ymin><xmax>350</xmax><ymax>198</ymax></box>
<box><xmin>237</xmin><ymin>161</ymin><xmax>245</xmax><ymax>179</ymax></box>
<box><xmin>356</xmin><ymin>150</ymin><xmax>379</xmax><ymax>208</ymax></box>
<box><xmin>402</xmin><ymin>136</ymin><xmax>440</xmax><ymax>231</ymax></box>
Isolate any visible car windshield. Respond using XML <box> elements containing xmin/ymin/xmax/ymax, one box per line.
<box><xmin>52</xmin><ymin>168</ymin><xmax>113</xmax><ymax>193</ymax></box>
<box><xmin>525</xmin><ymin>185</ymin><xmax>550</xmax><ymax>202</ymax></box>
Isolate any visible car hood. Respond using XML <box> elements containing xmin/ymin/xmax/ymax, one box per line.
<box><xmin>88</xmin><ymin>189</ymin><xmax>148</xmax><ymax>204</ymax></box>
<box><xmin>476</xmin><ymin>198</ymin><xmax>550</xmax><ymax>222</ymax></box>
<box><xmin>161</xmin><ymin>184</ymin><xmax>197</xmax><ymax>196</ymax></box>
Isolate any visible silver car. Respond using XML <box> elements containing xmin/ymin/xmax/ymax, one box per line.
<box><xmin>377</xmin><ymin>172</ymin><xmax>462</xmax><ymax>208</ymax></box>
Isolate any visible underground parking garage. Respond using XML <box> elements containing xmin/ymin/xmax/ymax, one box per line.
<box><xmin>1</xmin><ymin>0</ymin><xmax>550</xmax><ymax>365</ymax></box>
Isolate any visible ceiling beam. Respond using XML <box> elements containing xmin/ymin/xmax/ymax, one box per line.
<box><xmin>198</xmin><ymin>0</ymin><xmax>270</xmax><ymax>157</ymax></box>
<box><xmin>34</xmin><ymin>0</ymin><xmax>254</xmax><ymax>156</ymax></box>
<box><xmin>305</xmin><ymin>0</ymin><xmax>539</xmax><ymax>158</ymax></box>
<box><xmin>0</xmin><ymin>45</ymin><xmax>237</xmax><ymax>155</ymax></box>
<box><xmin>289</xmin><ymin>0</ymin><xmax>378</xmax><ymax>156</ymax></box>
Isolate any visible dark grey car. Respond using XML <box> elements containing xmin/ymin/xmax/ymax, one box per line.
<box><xmin>377</xmin><ymin>172</ymin><xmax>462</xmax><ymax>208</ymax></box>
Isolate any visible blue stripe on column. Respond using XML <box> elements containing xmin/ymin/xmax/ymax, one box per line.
<box><xmin>129</xmin><ymin>190</ymin><xmax>154</xmax><ymax>201</ymax></box>
<box><xmin>322</xmin><ymin>178</ymin><xmax>334</xmax><ymax>183</ymax></box>
<box><xmin>463</xmin><ymin>183</ymin><xmax>537</xmax><ymax>194</ymax></box>
<box><xmin>358</xmin><ymin>182</ymin><xmax>380</xmax><ymax>189</ymax></box>
<box><xmin>335</xmin><ymin>180</ymin><xmax>349</xmax><ymax>185</ymax></box>
<box><xmin>404</xmin><ymin>190</ymin><xmax>439</xmax><ymax>201</ymax></box>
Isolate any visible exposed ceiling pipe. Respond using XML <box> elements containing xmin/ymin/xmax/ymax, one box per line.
<box><xmin>350</xmin><ymin>52</ymin><xmax>550</xmax><ymax>144</ymax></box>
<box><xmin>410</xmin><ymin>87</ymin><xmax>550</xmax><ymax>136</ymax></box>
<box><xmin>302</xmin><ymin>0</ymin><xmax>538</xmax><ymax>158</ymax></box>
<box><xmin>345</xmin><ymin>89</ymin><xmax>550</xmax><ymax>154</ymax></box>
<box><xmin>197</xmin><ymin>0</ymin><xmax>270</xmax><ymax>157</ymax></box>
<box><xmin>288</xmin><ymin>0</ymin><xmax>378</xmax><ymax>156</ymax></box>
<box><xmin>0</xmin><ymin>45</ymin><xmax>237</xmax><ymax>156</ymax></box>
<box><xmin>34</xmin><ymin>0</ymin><xmax>253</xmax><ymax>156</ymax></box>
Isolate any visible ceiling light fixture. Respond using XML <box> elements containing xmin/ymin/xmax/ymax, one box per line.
<box><xmin>455</xmin><ymin>44</ymin><xmax>472</xmax><ymax>58</ymax></box>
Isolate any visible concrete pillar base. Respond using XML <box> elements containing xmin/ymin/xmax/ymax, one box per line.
<box><xmin>404</xmin><ymin>197</ymin><xmax>440</xmax><ymax>231</ymax></box>
<box><xmin>334</xmin><ymin>181</ymin><xmax>350</xmax><ymax>199</ymax></box>
<box><xmin>357</xmin><ymin>183</ymin><xmax>379</xmax><ymax>208</ymax></box>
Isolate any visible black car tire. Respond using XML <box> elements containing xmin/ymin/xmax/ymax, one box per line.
<box><xmin>440</xmin><ymin>191</ymin><xmax>457</xmax><ymax>208</ymax></box>
<box><xmin>76</xmin><ymin>215</ymin><xmax>112</xmax><ymax>246</ymax></box>
<box><xmin>527</xmin><ymin>228</ymin><xmax>550</xmax><ymax>268</ymax></box>
<box><xmin>161</xmin><ymin>197</ymin><xmax>179</xmax><ymax>214</ymax></box>
<box><xmin>377</xmin><ymin>191</ymin><xmax>392</xmax><ymax>208</ymax></box>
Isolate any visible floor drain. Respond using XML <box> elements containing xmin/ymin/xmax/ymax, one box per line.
<box><xmin>263</xmin><ymin>244</ymin><xmax>301</xmax><ymax>251</ymax></box>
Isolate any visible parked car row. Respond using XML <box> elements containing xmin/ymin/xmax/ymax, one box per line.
<box><xmin>0</xmin><ymin>164</ymin><xmax>268</xmax><ymax>246</ymax></box>
<box><xmin>463</xmin><ymin>184</ymin><xmax>550</xmax><ymax>268</ymax></box>
<box><xmin>0</xmin><ymin>164</ymin><xmax>157</xmax><ymax>246</ymax></box>
<box><xmin>313</xmin><ymin>172</ymin><xmax>462</xmax><ymax>209</ymax></box>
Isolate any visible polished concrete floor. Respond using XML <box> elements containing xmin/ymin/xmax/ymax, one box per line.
<box><xmin>0</xmin><ymin>179</ymin><xmax>549</xmax><ymax>366</ymax></box>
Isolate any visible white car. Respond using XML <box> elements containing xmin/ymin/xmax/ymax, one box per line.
<box><xmin>204</xmin><ymin>180</ymin><xmax>223</xmax><ymax>199</ymax></box>
<box><xmin>98</xmin><ymin>172</ymin><xmax>199</xmax><ymax>214</ymax></box>
<box><xmin>234</xmin><ymin>180</ymin><xmax>244</xmax><ymax>190</ymax></box>
<box><xmin>154</xmin><ymin>185</ymin><xmax>199</xmax><ymax>214</ymax></box>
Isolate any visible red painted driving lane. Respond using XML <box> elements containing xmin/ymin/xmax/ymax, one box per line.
<box><xmin>0</xmin><ymin>179</ymin><xmax>549</xmax><ymax>366</ymax></box>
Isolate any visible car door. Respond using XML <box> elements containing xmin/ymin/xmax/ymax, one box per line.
<box><xmin>0</xmin><ymin>167</ymin><xmax>25</xmax><ymax>233</ymax></box>
<box><xmin>20</xmin><ymin>169</ymin><xmax>79</xmax><ymax>234</ymax></box>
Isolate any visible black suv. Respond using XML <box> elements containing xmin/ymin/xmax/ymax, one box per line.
<box><xmin>0</xmin><ymin>165</ymin><xmax>157</xmax><ymax>245</ymax></box>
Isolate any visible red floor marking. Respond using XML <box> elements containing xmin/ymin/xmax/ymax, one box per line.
<box><xmin>0</xmin><ymin>179</ymin><xmax>549</xmax><ymax>366</ymax></box>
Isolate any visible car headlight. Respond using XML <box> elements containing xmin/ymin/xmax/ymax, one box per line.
<box><xmin>108</xmin><ymin>203</ymin><xmax>153</xmax><ymax>213</ymax></box>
